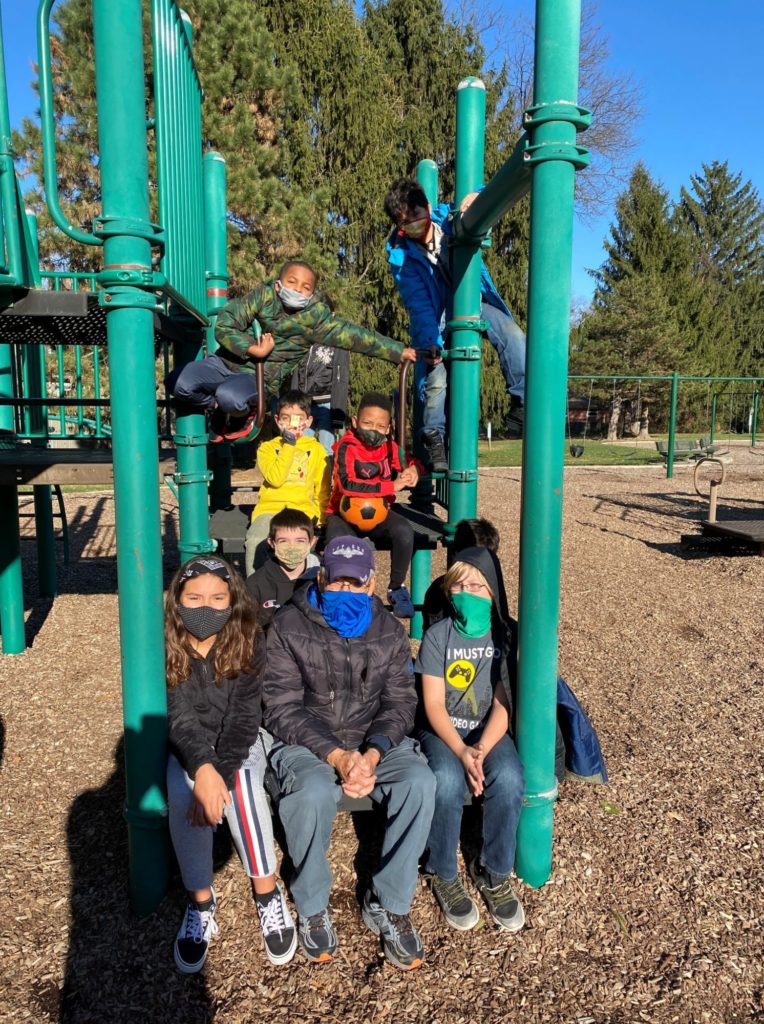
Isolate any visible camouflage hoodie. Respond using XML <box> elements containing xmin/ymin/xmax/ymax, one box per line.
<box><xmin>214</xmin><ymin>279</ymin><xmax>406</xmax><ymax>395</ymax></box>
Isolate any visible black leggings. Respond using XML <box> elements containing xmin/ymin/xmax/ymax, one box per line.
<box><xmin>324</xmin><ymin>509</ymin><xmax>414</xmax><ymax>590</ymax></box>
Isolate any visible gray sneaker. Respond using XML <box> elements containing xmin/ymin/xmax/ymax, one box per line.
<box><xmin>297</xmin><ymin>908</ymin><xmax>338</xmax><ymax>963</ymax></box>
<box><xmin>362</xmin><ymin>889</ymin><xmax>424</xmax><ymax>970</ymax></box>
<box><xmin>468</xmin><ymin>859</ymin><xmax>525</xmax><ymax>932</ymax></box>
<box><xmin>423</xmin><ymin>872</ymin><xmax>480</xmax><ymax>931</ymax></box>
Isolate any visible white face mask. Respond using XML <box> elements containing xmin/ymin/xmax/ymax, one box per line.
<box><xmin>277</xmin><ymin>283</ymin><xmax>312</xmax><ymax>311</ymax></box>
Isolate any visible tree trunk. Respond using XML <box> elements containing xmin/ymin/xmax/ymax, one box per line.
<box><xmin>607</xmin><ymin>395</ymin><xmax>622</xmax><ymax>441</ymax></box>
<box><xmin>638</xmin><ymin>401</ymin><xmax>650</xmax><ymax>438</ymax></box>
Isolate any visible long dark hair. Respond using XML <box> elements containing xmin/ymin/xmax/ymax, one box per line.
<box><xmin>164</xmin><ymin>563</ymin><xmax>260</xmax><ymax>688</ymax></box>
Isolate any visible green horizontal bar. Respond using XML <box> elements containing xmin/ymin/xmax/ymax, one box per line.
<box><xmin>455</xmin><ymin>135</ymin><xmax>531</xmax><ymax>241</ymax></box>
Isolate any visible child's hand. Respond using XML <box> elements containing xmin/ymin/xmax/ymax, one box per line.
<box><xmin>400</xmin><ymin>346</ymin><xmax>417</xmax><ymax>363</ymax></box>
<box><xmin>246</xmin><ymin>332</ymin><xmax>275</xmax><ymax>359</ymax></box>
<box><xmin>460</xmin><ymin>745</ymin><xmax>485</xmax><ymax>797</ymax></box>
<box><xmin>398</xmin><ymin>465</ymin><xmax>419</xmax><ymax>488</ymax></box>
<box><xmin>190</xmin><ymin>763</ymin><xmax>232</xmax><ymax>827</ymax></box>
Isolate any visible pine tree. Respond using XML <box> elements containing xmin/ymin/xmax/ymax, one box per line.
<box><xmin>13</xmin><ymin>0</ymin><xmax>325</xmax><ymax>291</ymax></box>
<box><xmin>678</xmin><ymin>161</ymin><xmax>764</xmax><ymax>286</ymax></box>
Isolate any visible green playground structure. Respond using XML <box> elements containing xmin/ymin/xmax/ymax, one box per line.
<box><xmin>0</xmin><ymin>0</ymin><xmax>588</xmax><ymax>907</ymax></box>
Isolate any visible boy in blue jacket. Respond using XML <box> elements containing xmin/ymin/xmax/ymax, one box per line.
<box><xmin>384</xmin><ymin>179</ymin><xmax>526</xmax><ymax>471</ymax></box>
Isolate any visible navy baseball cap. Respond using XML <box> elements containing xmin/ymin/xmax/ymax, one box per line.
<box><xmin>322</xmin><ymin>536</ymin><xmax>375</xmax><ymax>584</ymax></box>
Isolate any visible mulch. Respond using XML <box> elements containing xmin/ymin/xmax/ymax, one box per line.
<box><xmin>1</xmin><ymin>447</ymin><xmax>763</xmax><ymax>1023</ymax></box>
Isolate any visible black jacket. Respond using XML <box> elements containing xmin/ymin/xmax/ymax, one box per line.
<box><xmin>263</xmin><ymin>585</ymin><xmax>416</xmax><ymax>760</ymax></box>
<box><xmin>291</xmin><ymin>345</ymin><xmax>350</xmax><ymax>427</ymax></box>
<box><xmin>246</xmin><ymin>556</ymin><xmax>319</xmax><ymax>628</ymax></box>
<box><xmin>167</xmin><ymin>645</ymin><xmax>264</xmax><ymax>789</ymax></box>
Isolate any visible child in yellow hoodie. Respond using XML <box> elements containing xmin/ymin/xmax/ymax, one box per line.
<box><xmin>245</xmin><ymin>391</ymin><xmax>331</xmax><ymax>575</ymax></box>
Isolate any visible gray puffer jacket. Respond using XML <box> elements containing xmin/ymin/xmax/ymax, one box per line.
<box><xmin>263</xmin><ymin>585</ymin><xmax>415</xmax><ymax>760</ymax></box>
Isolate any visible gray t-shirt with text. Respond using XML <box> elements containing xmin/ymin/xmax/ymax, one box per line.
<box><xmin>415</xmin><ymin>618</ymin><xmax>503</xmax><ymax>736</ymax></box>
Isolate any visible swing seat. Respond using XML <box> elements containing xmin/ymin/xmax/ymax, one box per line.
<box><xmin>655</xmin><ymin>439</ymin><xmax>702</xmax><ymax>462</ymax></box>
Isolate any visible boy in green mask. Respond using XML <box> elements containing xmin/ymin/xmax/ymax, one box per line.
<box><xmin>414</xmin><ymin>546</ymin><xmax>525</xmax><ymax>934</ymax></box>
<box><xmin>245</xmin><ymin>508</ymin><xmax>319</xmax><ymax>629</ymax></box>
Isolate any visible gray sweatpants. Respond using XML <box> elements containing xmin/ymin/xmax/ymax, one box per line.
<box><xmin>167</xmin><ymin>730</ymin><xmax>276</xmax><ymax>892</ymax></box>
<box><xmin>269</xmin><ymin>737</ymin><xmax>436</xmax><ymax>917</ymax></box>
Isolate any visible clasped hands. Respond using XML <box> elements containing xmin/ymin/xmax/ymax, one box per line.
<box><xmin>393</xmin><ymin>465</ymin><xmax>419</xmax><ymax>491</ymax></box>
<box><xmin>460</xmin><ymin>743</ymin><xmax>485</xmax><ymax>797</ymax></box>
<box><xmin>327</xmin><ymin>747</ymin><xmax>381</xmax><ymax>799</ymax></box>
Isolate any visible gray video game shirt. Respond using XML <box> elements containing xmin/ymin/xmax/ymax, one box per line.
<box><xmin>415</xmin><ymin>618</ymin><xmax>504</xmax><ymax>736</ymax></box>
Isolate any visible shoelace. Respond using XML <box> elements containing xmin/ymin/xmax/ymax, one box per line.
<box><xmin>486</xmin><ymin>877</ymin><xmax>517</xmax><ymax>904</ymax></box>
<box><xmin>305</xmin><ymin>910</ymin><xmax>331</xmax><ymax>933</ymax></box>
<box><xmin>386</xmin><ymin>912</ymin><xmax>415</xmax><ymax>939</ymax></box>
<box><xmin>184</xmin><ymin>906</ymin><xmax>219</xmax><ymax>944</ymax></box>
<box><xmin>258</xmin><ymin>892</ymin><xmax>289</xmax><ymax>937</ymax></box>
<box><xmin>435</xmin><ymin>876</ymin><xmax>469</xmax><ymax>905</ymax></box>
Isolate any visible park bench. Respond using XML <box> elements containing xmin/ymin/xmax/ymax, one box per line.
<box><xmin>654</xmin><ymin>438</ymin><xmax>719</xmax><ymax>463</ymax></box>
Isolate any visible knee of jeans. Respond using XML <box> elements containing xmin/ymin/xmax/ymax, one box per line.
<box><xmin>485</xmin><ymin>754</ymin><xmax>525</xmax><ymax>799</ymax></box>
<box><xmin>430</xmin><ymin>760</ymin><xmax>465</xmax><ymax>804</ymax></box>
<box><xmin>404</xmin><ymin>761</ymin><xmax>437</xmax><ymax>803</ymax></box>
<box><xmin>284</xmin><ymin>770</ymin><xmax>338</xmax><ymax>813</ymax></box>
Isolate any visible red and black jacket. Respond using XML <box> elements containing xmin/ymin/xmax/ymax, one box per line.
<box><xmin>327</xmin><ymin>430</ymin><xmax>418</xmax><ymax>514</ymax></box>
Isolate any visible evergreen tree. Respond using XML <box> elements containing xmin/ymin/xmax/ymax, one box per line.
<box><xmin>13</xmin><ymin>0</ymin><xmax>326</xmax><ymax>291</ymax></box>
<box><xmin>678</xmin><ymin>161</ymin><xmax>764</xmax><ymax>286</ymax></box>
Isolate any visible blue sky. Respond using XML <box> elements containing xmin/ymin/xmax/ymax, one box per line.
<box><xmin>2</xmin><ymin>1</ymin><xmax>762</xmax><ymax>308</ymax></box>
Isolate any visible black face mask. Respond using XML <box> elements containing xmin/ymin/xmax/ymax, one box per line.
<box><xmin>178</xmin><ymin>605</ymin><xmax>232</xmax><ymax>641</ymax></box>
<box><xmin>355</xmin><ymin>426</ymin><xmax>388</xmax><ymax>449</ymax></box>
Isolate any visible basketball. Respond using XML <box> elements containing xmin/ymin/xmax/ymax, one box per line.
<box><xmin>339</xmin><ymin>495</ymin><xmax>390</xmax><ymax>532</ymax></box>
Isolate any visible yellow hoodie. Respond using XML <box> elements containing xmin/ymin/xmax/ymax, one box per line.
<box><xmin>252</xmin><ymin>433</ymin><xmax>331</xmax><ymax>524</ymax></box>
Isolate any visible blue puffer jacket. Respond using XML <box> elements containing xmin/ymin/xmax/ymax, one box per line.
<box><xmin>386</xmin><ymin>201</ymin><xmax>513</xmax><ymax>352</ymax></box>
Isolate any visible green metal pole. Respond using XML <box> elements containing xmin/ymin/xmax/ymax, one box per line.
<box><xmin>23</xmin><ymin>206</ymin><xmax>57</xmax><ymax>598</ymax></box>
<box><xmin>92</xmin><ymin>0</ymin><xmax>167</xmax><ymax>915</ymax></box>
<box><xmin>447</xmin><ymin>77</ymin><xmax>485</xmax><ymax>538</ymax></box>
<box><xmin>751</xmin><ymin>391</ymin><xmax>758</xmax><ymax>447</ymax></box>
<box><xmin>666</xmin><ymin>371</ymin><xmax>679</xmax><ymax>479</ymax></box>
<box><xmin>410</xmin><ymin>547</ymin><xmax>432</xmax><ymax>641</ymax></box>
<box><xmin>409</xmin><ymin>159</ymin><xmax>439</xmax><ymax>510</ymax></box>
<box><xmin>710</xmin><ymin>392</ymin><xmax>717</xmax><ymax>444</ymax></box>
<box><xmin>514</xmin><ymin>0</ymin><xmax>587</xmax><ymax>887</ymax></box>
<box><xmin>169</xmin><ymin>19</ymin><xmax>214</xmax><ymax>559</ymax></box>
<box><xmin>417</xmin><ymin>159</ymin><xmax>438</xmax><ymax>208</ymax></box>
<box><xmin>0</xmin><ymin>342</ymin><xmax>25</xmax><ymax>654</ymax></box>
<box><xmin>204</xmin><ymin>151</ymin><xmax>233</xmax><ymax>512</ymax></box>
<box><xmin>0</xmin><ymin>4</ymin><xmax>23</xmax><ymax>285</ymax></box>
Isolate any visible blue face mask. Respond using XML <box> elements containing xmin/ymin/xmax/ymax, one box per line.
<box><xmin>308</xmin><ymin>583</ymin><xmax>373</xmax><ymax>638</ymax></box>
<box><xmin>278</xmin><ymin>284</ymin><xmax>312</xmax><ymax>311</ymax></box>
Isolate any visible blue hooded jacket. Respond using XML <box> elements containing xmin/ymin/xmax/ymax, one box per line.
<box><xmin>386</xmin><ymin>202</ymin><xmax>513</xmax><ymax>353</ymax></box>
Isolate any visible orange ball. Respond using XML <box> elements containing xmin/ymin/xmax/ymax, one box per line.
<box><xmin>338</xmin><ymin>495</ymin><xmax>390</xmax><ymax>532</ymax></box>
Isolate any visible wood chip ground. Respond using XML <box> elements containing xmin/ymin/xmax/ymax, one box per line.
<box><xmin>1</xmin><ymin>448</ymin><xmax>762</xmax><ymax>1023</ymax></box>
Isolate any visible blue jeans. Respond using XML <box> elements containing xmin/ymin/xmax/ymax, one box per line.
<box><xmin>309</xmin><ymin>400</ymin><xmax>335</xmax><ymax>457</ymax></box>
<box><xmin>269</xmin><ymin>738</ymin><xmax>435</xmax><ymax>917</ymax></box>
<box><xmin>417</xmin><ymin>302</ymin><xmax>526</xmax><ymax>439</ymax></box>
<box><xmin>171</xmin><ymin>354</ymin><xmax>258</xmax><ymax>416</ymax></box>
<box><xmin>418</xmin><ymin>728</ymin><xmax>525</xmax><ymax>881</ymax></box>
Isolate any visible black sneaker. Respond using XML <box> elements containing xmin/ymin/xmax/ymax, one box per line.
<box><xmin>297</xmin><ymin>908</ymin><xmax>338</xmax><ymax>963</ymax></box>
<box><xmin>174</xmin><ymin>891</ymin><xmax>219</xmax><ymax>974</ymax></box>
<box><xmin>468</xmin><ymin>859</ymin><xmax>525</xmax><ymax>932</ymax></box>
<box><xmin>361</xmin><ymin>889</ymin><xmax>424</xmax><ymax>970</ymax></box>
<box><xmin>506</xmin><ymin>397</ymin><xmax>524</xmax><ymax>440</ymax></box>
<box><xmin>423</xmin><ymin>872</ymin><xmax>480</xmax><ymax>931</ymax></box>
<box><xmin>421</xmin><ymin>429</ymin><xmax>448</xmax><ymax>473</ymax></box>
<box><xmin>256</xmin><ymin>885</ymin><xmax>297</xmax><ymax>966</ymax></box>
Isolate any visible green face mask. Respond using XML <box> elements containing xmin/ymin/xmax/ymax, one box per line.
<box><xmin>450</xmin><ymin>591</ymin><xmax>492</xmax><ymax>638</ymax></box>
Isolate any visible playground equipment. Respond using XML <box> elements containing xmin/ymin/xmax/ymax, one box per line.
<box><xmin>1</xmin><ymin>0</ymin><xmax>589</xmax><ymax>905</ymax></box>
<box><xmin>569</xmin><ymin>374</ymin><xmax>763</xmax><ymax>478</ymax></box>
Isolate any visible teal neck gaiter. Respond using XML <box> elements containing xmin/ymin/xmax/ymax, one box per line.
<box><xmin>450</xmin><ymin>591</ymin><xmax>492</xmax><ymax>638</ymax></box>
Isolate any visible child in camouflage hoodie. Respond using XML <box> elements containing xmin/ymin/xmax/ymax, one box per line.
<box><xmin>171</xmin><ymin>260</ymin><xmax>416</xmax><ymax>441</ymax></box>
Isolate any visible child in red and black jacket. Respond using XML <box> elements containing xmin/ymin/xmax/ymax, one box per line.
<box><xmin>324</xmin><ymin>391</ymin><xmax>423</xmax><ymax>618</ymax></box>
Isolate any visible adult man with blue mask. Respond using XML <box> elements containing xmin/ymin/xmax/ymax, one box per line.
<box><xmin>264</xmin><ymin>536</ymin><xmax>435</xmax><ymax>970</ymax></box>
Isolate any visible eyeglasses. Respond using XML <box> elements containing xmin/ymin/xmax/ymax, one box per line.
<box><xmin>449</xmin><ymin>582</ymin><xmax>490</xmax><ymax>594</ymax></box>
<box><xmin>325</xmin><ymin>578</ymin><xmax>367</xmax><ymax>592</ymax></box>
